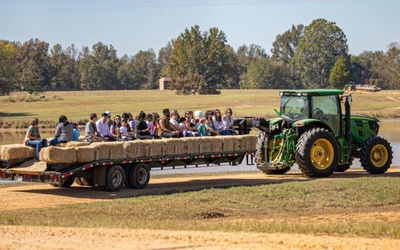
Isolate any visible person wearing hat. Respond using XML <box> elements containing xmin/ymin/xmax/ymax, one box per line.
<box><xmin>105</xmin><ymin>111</ymin><xmax>113</xmax><ymax>128</ymax></box>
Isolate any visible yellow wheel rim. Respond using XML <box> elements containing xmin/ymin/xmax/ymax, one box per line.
<box><xmin>370</xmin><ymin>144</ymin><xmax>388</xmax><ymax>167</ymax></box>
<box><xmin>310</xmin><ymin>138</ymin><xmax>334</xmax><ymax>170</ymax></box>
<box><xmin>268</xmin><ymin>137</ymin><xmax>282</xmax><ymax>161</ymax></box>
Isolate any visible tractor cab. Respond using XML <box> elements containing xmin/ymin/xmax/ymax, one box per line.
<box><xmin>279</xmin><ymin>89</ymin><xmax>343</xmax><ymax>136</ymax></box>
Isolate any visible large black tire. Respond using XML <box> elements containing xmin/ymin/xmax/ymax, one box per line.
<box><xmin>334</xmin><ymin>157</ymin><xmax>354</xmax><ymax>172</ymax></box>
<box><xmin>296</xmin><ymin>128</ymin><xmax>339</xmax><ymax>178</ymax></box>
<box><xmin>360</xmin><ymin>137</ymin><xmax>393</xmax><ymax>174</ymax></box>
<box><xmin>50</xmin><ymin>176</ymin><xmax>74</xmax><ymax>188</ymax></box>
<box><xmin>255</xmin><ymin>130</ymin><xmax>290</xmax><ymax>175</ymax></box>
<box><xmin>126</xmin><ymin>163</ymin><xmax>150</xmax><ymax>189</ymax></box>
<box><xmin>104</xmin><ymin>165</ymin><xmax>126</xmax><ymax>192</ymax></box>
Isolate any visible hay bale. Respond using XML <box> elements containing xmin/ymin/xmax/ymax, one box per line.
<box><xmin>222</xmin><ymin>136</ymin><xmax>235</xmax><ymax>152</ymax></box>
<box><xmin>162</xmin><ymin>138</ymin><xmax>175</xmax><ymax>156</ymax></box>
<box><xmin>183</xmin><ymin>137</ymin><xmax>202</xmax><ymax>154</ymax></box>
<box><xmin>174</xmin><ymin>138</ymin><xmax>188</xmax><ymax>155</ymax></box>
<box><xmin>0</xmin><ymin>144</ymin><xmax>36</xmax><ymax>160</ymax></box>
<box><xmin>140</xmin><ymin>139</ymin><xmax>165</xmax><ymax>157</ymax></box>
<box><xmin>40</xmin><ymin>147</ymin><xmax>77</xmax><ymax>163</ymax></box>
<box><xmin>108</xmin><ymin>142</ymin><xmax>125</xmax><ymax>160</ymax></box>
<box><xmin>76</xmin><ymin>146</ymin><xmax>96</xmax><ymax>163</ymax></box>
<box><xmin>124</xmin><ymin>140</ymin><xmax>149</xmax><ymax>158</ymax></box>
<box><xmin>90</xmin><ymin>143</ymin><xmax>113</xmax><ymax>160</ymax></box>
<box><xmin>64</xmin><ymin>141</ymin><xmax>91</xmax><ymax>148</ymax></box>
<box><xmin>232</xmin><ymin>135</ymin><xmax>243</xmax><ymax>151</ymax></box>
<box><xmin>208</xmin><ymin>137</ymin><xmax>224</xmax><ymax>153</ymax></box>
<box><xmin>242</xmin><ymin>135</ymin><xmax>258</xmax><ymax>151</ymax></box>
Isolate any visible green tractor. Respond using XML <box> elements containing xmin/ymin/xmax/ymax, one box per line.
<box><xmin>254</xmin><ymin>89</ymin><xmax>393</xmax><ymax>177</ymax></box>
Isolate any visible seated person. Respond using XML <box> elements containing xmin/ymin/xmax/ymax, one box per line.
<box><xmin>120</xmin><ymin>120</ymin><xmax>134</xmax><ymax>140</ymax></box>
<box><xmin>50</xmin><ymin>115</ymin><xmax>73</xmax><ymax>146</ymax></box>
<box><xmin>96</xmin><ymin>112</ymin><xmax>116</xmax><ymax>141</ymax></box>
<box><xmin>85</xmin><ymin>113</ymin><xmax>103</xmax><ymax>142</ymax></box>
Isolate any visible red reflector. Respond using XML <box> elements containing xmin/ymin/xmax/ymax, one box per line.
<box><xmin>297</xmin><ymin>121</ymin><xmax>303</xmax><ymax>126</ymax></box>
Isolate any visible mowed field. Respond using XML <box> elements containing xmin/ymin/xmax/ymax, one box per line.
<box><xmin>1</xmin><ymin>89</ymin><xmax>400</xmax><ymax>127</ymax></box>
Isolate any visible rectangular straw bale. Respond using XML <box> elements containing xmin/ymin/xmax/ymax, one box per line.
<box><xmin>183</xmin><ymin>137</ymin><xmax>202</xmax><ymax>154</ymax></box>
<box><xmin>242</xmin><ymin>135</ymin><xmax>258</xmax><ymax>151</ymax></box>
<box><xmin>90</xmin><ymin>143</ymin><xmax>113</xmax><ymax>160</ymax></box>
<box><xmin>222</xmin><ymin>136</ymin><xmax>235</xmax><ymax>152</ymax></box>
<box><xmin>65</xmin><ymin>141</ymin><xmax>91</xmax><ymax>148</ymax></box>
<box><xmin>76</xmin><ymin>146</ymin><xmax>96</xmax><ymax>163</ymax></box>
<box><xmin>162</xmin><ymin>138</ymin><xmax>176</xmax><ymax>156</ymax></box>
<box><xmin>209</xmin><ymin>137</ymin><xmax>224</xmax><ymax>153</ymax></box>
<box><xmin>140</xmin><ymin>139</ymin><xmax>165</xmax><ymax>157</ymax></box>
<box><xmin>108</xmin><ymin>142</ymin><xmax>126</xmax><ymax>160</ymax></box>
<box><xmin>171</xmin><ymin>138</ymin><xmax>188</xmax><ymax>155</ymax></box>
<box><xmin>232</xmin><ymin>135</ymin><xmax>244</xmax><ymax>151</ymax></box>
<box><xmin>124</xmin><ymin>140</ymin><xmax>148</xmax><ymax>158</ymax></box>
<box><xmin>40</xmin><ymin>147</ymin><xmax>77</xmax><ymax>163</ymax></box>
<box><xmin>0</xmin><ymin>144</ymin><xmax>36</xmax><ymax>160</ymax></box>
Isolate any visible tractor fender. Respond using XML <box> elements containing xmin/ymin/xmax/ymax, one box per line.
<box><xmin>292</xmin><ymin>119</ymin><xmax>333</xmax><ymax>134</ymax></box>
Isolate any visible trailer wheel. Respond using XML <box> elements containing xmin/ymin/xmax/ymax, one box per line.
<box><xmin>296</xmin><ymin>128</ymin><xmax>338</xmax><ymax>178</ymax></box>
<box><xmin>360</xmin><ymin>137</ymin><xmax>392</xmax><ymax>174</ymax></box>
<box><xmin>104</xmin><ymin>165</ymin><xmax>126</xmax><ymax>192</ymax></box>
<box><xmin>51</xmin><ymin>176</ymin><xmax>74</xmax><ymax>188</ymax></box>
<box><xmin>126</xmin><ymin>163</ymin><xmax>150</xmax><ymax>189</ymax></box>
<box><xmin>81</xmin><ymin>177</ymin><xmax>94</xmax><ymax>186</ymax></box>
<box><xmin>75</xmin><ymin>177</ymin><xmax>84</xmax><ymax>186</ymax></box>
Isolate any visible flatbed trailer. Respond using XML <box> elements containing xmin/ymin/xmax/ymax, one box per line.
<box><xmin>0</xmin><ymin>150</ymin><xmax>255</xmax><ymax>192</ymax></box>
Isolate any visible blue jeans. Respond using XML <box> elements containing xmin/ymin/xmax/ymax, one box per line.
<box><xmin>50</xmin><ymin>137</ymin><xmax>61</xmax><ymax>146</ymax></box>
<box><xmin>27</xmin><ymin>139</ymin><xmax>48</xmax><ymax>159</ymax></box>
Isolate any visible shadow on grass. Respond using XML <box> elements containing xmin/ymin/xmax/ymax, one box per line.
<box><xmin>0</xmin><ymin>112</ymin><xmax>33</xmax><ymax>117</ymax></box>
<box><xmin>15</xmin><ymin>169</ymin><xmax>400</xmax><ymax>200</ymax></box>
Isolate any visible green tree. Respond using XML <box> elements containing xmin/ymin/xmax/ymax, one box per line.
<box><xmin>292</xmin><ymin>19</ymin><xmax>349</xmax><ymax>88</ymax></box>
<box><xmin>371</xmin><ymin>42</ymin><xmax>400</xmax><ymax>89</ymax></box>
<box><xmin>329</xmin><ymin>56</ymin><xmax>350</xmax><ymax>88</ymax></box>
<box><xmin>0</xmin><ymin>41</ymin><xmax>18</xmax><ymax>95</ymax></box>
<box><xmin>16</xmin><ymin>39</ymin><xmax>51</xmax><ymax>93</ymax></box>
<box><xmin>165</xmin><ymin>25</ymin><xmax>233</xmax><ymax>95</ymax></box>
<box><xmin>271</xmin><ymin>24</ymin><xmax>304</xmax><ymax>64</ymax></box>
<box><xmin>79</xmin><ymin>42</ymin><xmax>119</xmax><ymax>90</ymax></box>
<box><xmin>49</xmin><ymin>44</ymin><xmax>80</xmax><ymax>90</ymax></box>
<box><xmin>240</xmin><ymin>57</ymin><xmax>292</xmax><ymax>89</ymax></box>
<box><xmin>350</xmin><ymin>51</ymin><xmax>380</xmax><ymax>85</ymax></box>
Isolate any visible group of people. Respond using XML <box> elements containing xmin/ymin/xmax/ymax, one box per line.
<box><xmin>85</xmin><ymin>108</ymin><xmax>237</xmax><ymax>141</ymax></box>
<box><xmin>24</xmin><ymin>108</ymin><xmax>237</xmax><ymax>160</ymax></box>
<box><xmin>24</xmin><ymin>116</ymin><xmax>80</xmax><ymax>159</ymax></box>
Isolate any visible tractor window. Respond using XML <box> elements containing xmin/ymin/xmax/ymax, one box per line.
<box><xmin>312</xmin><ymin>95</ymin><xmax>341</xmax><ymax>135</ymax></box>
<box><xmin>281</xmin><ymin>96</ymin><xmax>308</xmax><ymax>119</ymax></box>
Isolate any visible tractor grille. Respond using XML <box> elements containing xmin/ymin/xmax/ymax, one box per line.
<box><xmin>358</xmin><ymin>130</ymin><xmax>366</xmax><ymax>137</ymax></box>
<box><xmin>355</xmin><ymin>120</ymin><xmax>363</xmax><ymax>127</ymax></box>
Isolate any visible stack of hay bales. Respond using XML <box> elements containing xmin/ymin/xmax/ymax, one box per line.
<box><xmin>64</xmin><ymin>141</ymin><xmax>91</xmax><ymax>147</ymax></box>
<box><xmin>0</xmin><ymin>144</ymin><xmax>35</xmax><ymax>161</ymax></box>
<box><xmin>124</xmin><ymin>140</ymin><xmax>152</xmax><ymax>158</ymax></box>
<box><xmin>90</xmin><ymin>142</ymin><xmax>125</xmax><ymax>160</ymax></box>
<box><xmin>240</xmin><ymin>135</ymin><xmax>258</xmax><ymax>151</ymax></box>
<box><xmin>200</xmin><ymin>137</ymin><xmax>224</xmax><ymax>153</ymax></box>
<box><xmin>222</xmin><ymin>136</ymin><xmax>236</xmax><ymax>152</ymax></box>
<box><xmin>183</xmin><ymin>137</ymin><xmax>203</xmax><ymax>154</ymax></box>
<box><xmin>76</xmin><ymin>145</ymin><xmax>96</xmax><ymax>163</ymax></box>
<box><xmin>39</xmin><ymin>146</ymin><xmax>77</xmax><ymax>164</ymax></box>
<box><xmin>163</xmin><ymin>138</ymin><xmax>188</xmax><ymax>156</ymax></box>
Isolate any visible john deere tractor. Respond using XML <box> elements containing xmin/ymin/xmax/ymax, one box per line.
<box><xmin>254</xmin><ymin>89</ymin><xmax>393</xmax><ymax>177</ymax></box>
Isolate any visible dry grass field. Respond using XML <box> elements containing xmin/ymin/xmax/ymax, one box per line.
<box><xmin>1</xmin><ymin>89</ymin><xmax>400</xmax><ymax>129</ymax></box>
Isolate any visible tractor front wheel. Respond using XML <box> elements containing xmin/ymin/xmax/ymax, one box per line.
<box><xmin>296</xmin><ymin>128</ymin><xmax>338</xmax><ymax>178</ymax></box>
<box><xmin>360</xmin><ymin>137</ymin><xmax>392</xmax><ymax>174</ymax></box>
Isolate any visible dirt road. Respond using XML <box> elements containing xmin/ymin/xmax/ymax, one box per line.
<box><xmin>1</xmin><ymin>169</ymin><xmax>400</xmax><ymax>249</ymax></box>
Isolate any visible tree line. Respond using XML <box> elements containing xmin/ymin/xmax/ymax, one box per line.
<box><xmin>1</xmin><ymin>18</ymin><xmax>399</xmax><ymax>95</ymax></box>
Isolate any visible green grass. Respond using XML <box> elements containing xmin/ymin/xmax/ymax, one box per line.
<box><xmin>1</xmin><ymin>89</ymin><xmax>400</xmax><ymax>129</ymax></box>
<box><xmin>2</xmin><ymin>175</ymin><xmax>400</xmax><ymax>238</ymax></box>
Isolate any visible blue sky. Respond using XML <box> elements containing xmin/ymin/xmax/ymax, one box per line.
<box><xmin>1</xmin><ymin>0</ymin><xmax>399</xmax><ymax>57</ymax></box>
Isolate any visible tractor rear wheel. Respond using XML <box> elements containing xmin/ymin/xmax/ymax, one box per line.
<box><xmin>335</xmin><ymin>157</ymin><xmax>354</xmax><ymax>172</ymax></box>
<box><xmin>255</xmin><ymin>130</ymin><xmax>290</xmax><ymax>175</ymax></box>
<box><xmin>360</xmin><ymin>137</ymin><xmax>392</xmax><ymax>174</ymax></box>
<box><xmin>296</xmin><ymin>128</ymin><xmax>338</xmax><ymax>178</ymax></box>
